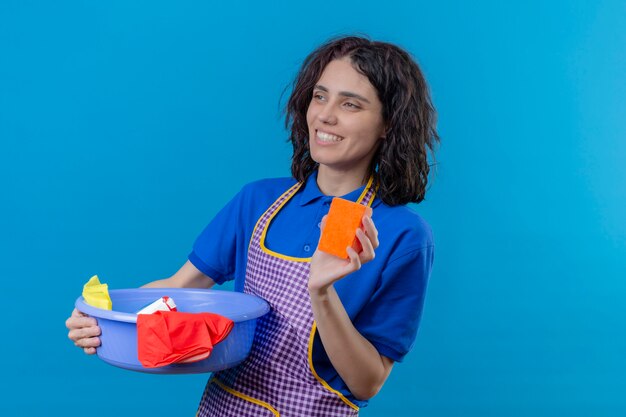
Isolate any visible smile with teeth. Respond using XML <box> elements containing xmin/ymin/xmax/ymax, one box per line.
<box><xmin>317</xmin><ymin>130</ymin><xmax>344</xmax><ymax>143</ymax></box>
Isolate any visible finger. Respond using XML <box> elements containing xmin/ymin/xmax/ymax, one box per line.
<box><xmin>356</xmin><ymin>228</ymin><xmax>375</xmax><ymax>263</ymax></box>
<box><xmin>68</xmin><ymin>325</ymin><xmax>101</xmax><ymax>343</ymax></box>
<box><xmin>66</xmin><ymin>315</ymin><xmax>98</xmax><ymax>330</ymax></box>
<box><xmin>320</xmin><ymin>215</ymin><xmax>328</xmax><ymax>231</ymax></box>
<box><xmin>83</xmin><ymin>347</ymin><xmax>97</xmax><ymax>355</ymax></box>
<box><xmin>345</xmin><ymin>246</ymin><xmax>362</xmax><ymax>272</ymax></box>
<box><xmin>74</xmin><ymin>336</ymin><xmax>101</xmax><ymax>350</ymax></box>
<box><xmin>362</xmin><ymin>216</ymin><xmax>380</xmax><ymax>249</ymax></box>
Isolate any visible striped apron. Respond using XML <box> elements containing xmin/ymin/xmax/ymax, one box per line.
<box><xmin>197</xmin><ymin>178</ymin><xmax>375</xmax><ymax>417</ymax></box>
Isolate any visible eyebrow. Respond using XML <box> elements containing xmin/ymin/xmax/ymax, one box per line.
<box><xmin>314</xmin><ymin>84</ymin><xmax>371</xmax><ymax>104</ymax></box>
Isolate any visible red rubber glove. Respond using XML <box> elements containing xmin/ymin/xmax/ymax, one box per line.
<box><xmin>137</xmin><ymin>311</ymin><xmax>233</xmax><ymax>368</ymax></box>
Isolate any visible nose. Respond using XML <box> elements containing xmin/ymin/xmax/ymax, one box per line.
<box><xmin>317</xmin><ymin>104</ymin><xmax>337</xmax><ymax>125</ymax></box>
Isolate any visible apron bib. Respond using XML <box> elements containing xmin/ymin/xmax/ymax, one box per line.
<box><xmin>197</xmin><ymin>178</ymin><xmax>375</xmax><ymax>417</ymax></box>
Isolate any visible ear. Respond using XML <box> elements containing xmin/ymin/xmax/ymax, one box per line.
<box><xmin>381</xmin><ymin>124</ymin><xmax>389</xmax><ymax>139</ymax></box>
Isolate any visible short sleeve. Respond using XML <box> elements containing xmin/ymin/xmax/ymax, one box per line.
<box><xmin>354</xmin><ymin>244</ymin><xmax>434</xmax><ymax>362</ymax></box>
<box><xmin>188</xmin><ymin>188</ymin><xmax>246</xmax><ymax>284</ymax></box>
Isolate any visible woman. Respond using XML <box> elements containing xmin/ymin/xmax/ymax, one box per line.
<box><xmin>67</xmin><ymin>35</ymin><xmax>439</xmax><ymax>416</ymax></box>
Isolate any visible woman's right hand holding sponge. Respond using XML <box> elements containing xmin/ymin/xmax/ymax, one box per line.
<box><xmin>309</xmin><ymin>198</ymin><xmax>379</xmax><ymax>292</ymax></box>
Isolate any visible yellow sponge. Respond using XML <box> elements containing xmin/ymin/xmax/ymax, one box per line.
<box><xmin>82</xmin><ymin>275</ymin><xmax>112</xmax><ymax>310</ymax></box>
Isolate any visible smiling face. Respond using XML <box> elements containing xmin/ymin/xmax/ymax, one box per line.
<box><xmin>306</xmin><ymin>57</ymin><xmax>386</xmax><ymax>181</ymax></box>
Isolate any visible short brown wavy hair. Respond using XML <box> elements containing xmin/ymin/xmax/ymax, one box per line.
<box><xmin>285</xmin><ymin>35</ymin><xmax>440</xmax><ymax>206</ymax></box>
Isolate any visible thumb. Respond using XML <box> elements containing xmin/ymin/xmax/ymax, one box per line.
<box><xmin>320</xmin><ymin>215</ymin><xmax>328</xmax><ymax>232</ymax></box>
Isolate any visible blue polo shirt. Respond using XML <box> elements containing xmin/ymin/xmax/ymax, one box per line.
<box><xmin>189</xmin><ymin>171</ymin><xmax>434</xmax><ymax>407</ymax></box>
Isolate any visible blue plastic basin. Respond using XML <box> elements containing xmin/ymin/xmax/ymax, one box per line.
<box><xmin>75</xmin><ymin>288</ymin><xmax>269</xmax><ymax>374</ymax></box>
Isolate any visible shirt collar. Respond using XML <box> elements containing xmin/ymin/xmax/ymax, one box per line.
<box><xmin>297</xmin><ymin>170</ymin><xmax>379</xmax><ymax>207</ymax></box>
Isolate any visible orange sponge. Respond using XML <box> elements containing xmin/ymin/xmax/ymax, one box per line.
<box><xmin>318</xmin><ymin>198</ymin><xmax>373</xmax><ymax>259</ymax></box>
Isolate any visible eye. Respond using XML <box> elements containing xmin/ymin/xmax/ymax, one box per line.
<box><xmin>344</xmin><ymin>102</ymin><xmax>361</xmax><ymax>110</ymax></box>
<box><xmin>313</xmin><ymin>92</ymin><xmax>326</xmax><ymax>101</ymax></box>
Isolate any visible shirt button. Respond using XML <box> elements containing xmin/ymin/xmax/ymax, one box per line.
<box><xmin>304</xmin><ymin>245</ymin><xmax>311</xmax><ymax>252</ymax></box>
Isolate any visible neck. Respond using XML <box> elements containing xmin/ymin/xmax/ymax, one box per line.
<box><xmin>316</xmin><ymin>165</ymin><xmax>370</xmax><ymax>196</ymax></box>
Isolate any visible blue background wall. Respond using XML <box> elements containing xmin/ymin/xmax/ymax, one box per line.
<box><xmin>1</xmin><ymin>1</ymin><xmax>624</xmax><ymax>415</ymax></box>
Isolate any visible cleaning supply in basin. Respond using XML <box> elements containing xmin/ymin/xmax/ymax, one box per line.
<box><xmin>82</xmin><ymin>275</ymin><xmax>112</xmax><ymax>310</ymax></box>
<box><xmin>137</xmin><ymin>310</ymin><xmax>234</xmax><ymax>368</ymax></box>
<box><xmin>318</xmin><ymin>197</ymin><xmax>373</xmax><ymax>258</ymax></box>
<box><xmin>137</xmin><ymin>296</ymin><xmax>177</xmax><ymax>315</ymax></box>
